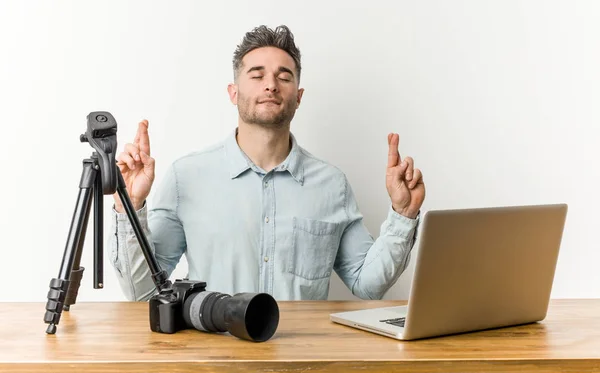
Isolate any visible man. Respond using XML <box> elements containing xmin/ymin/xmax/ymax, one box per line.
<box><xmin>110</xmin><ymin>25</ymin><xmax>425</xmax><ymax>301</ymax></box>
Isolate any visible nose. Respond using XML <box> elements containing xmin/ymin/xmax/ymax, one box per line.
<box><xmin>264</xmin><ymin>75</ymin><xmax>278</xmax><ymax>93</ymax></box>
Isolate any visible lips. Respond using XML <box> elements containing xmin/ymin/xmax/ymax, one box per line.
<box><xmin>258</xmin><ymin>99</ymin><xmax>281</xmax><ymax>104</ymax></box>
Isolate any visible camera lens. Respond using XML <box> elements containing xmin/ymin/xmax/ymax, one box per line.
<box><xmin>183</xmin><ymin>291</ymin><xmax>279</xmax><ymax>342</ymax></box>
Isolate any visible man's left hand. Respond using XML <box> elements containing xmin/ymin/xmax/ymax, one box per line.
<box><xmin>385</xmin><ymin>133</ymin><xmax>425</xmax><ymax>219</ymax></box>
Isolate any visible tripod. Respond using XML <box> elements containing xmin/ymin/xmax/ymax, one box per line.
<box><xmin>43</xmin><ymin>112</ymin><xmax>172</xmax><ymax>334</ymax></box>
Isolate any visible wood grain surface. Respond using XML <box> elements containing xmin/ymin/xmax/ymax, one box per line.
<box><xmin>1</xmin><ymin>299</ymin><xmax>599</xmax><ymax>372</ymax></box>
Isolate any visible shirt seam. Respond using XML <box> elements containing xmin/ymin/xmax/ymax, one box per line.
<box><xmin>344</xmin><ymin>176</ymin><xmax>383</xmax><ymax>299</ymax></box>
<box><xmin>176</xmin><ymin>144</ymin><xmax>224</xmax><ymax>162</ymax></box>
<box><xmin>122</xmin><ymin>233</ymin><xmax>136</xmax><ymax>300</ymax></box>
<box><xmin>173</xmin><ymin>162</ymin><xmax>181</xmax><ymax>217</ymax></box>
<box><xmin>270</xmin><ymin>179</ymin><xmax>276</xmax><ymax>295</ymax></box>
<box><xmin>113</xmin><ymin>215</ymin><xmax>122</xmax><ymax>276</ymax></box>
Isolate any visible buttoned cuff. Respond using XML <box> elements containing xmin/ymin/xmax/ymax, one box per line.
<box><xmin>383</xmin><ymin>205</ymin><xmax>420</xmax><ymax>239</ymax></box>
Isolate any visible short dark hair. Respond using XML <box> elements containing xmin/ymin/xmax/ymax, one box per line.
<box><xmin>232</xmin><ymin>25</ymin><xmax>302</xmax><ymax>82</ymax></box>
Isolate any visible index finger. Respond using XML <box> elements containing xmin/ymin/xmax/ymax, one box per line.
<box><xmin>134</xmin><ymin>120</ymin><xmax>150</xmax><ymax>155</ymax></box>
<box><xmin>387</xmin><ymin>133</ymin><xmax>401</xmax><ymax>168</ymax></box>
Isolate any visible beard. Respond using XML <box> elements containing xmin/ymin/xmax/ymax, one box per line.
<box><xmin>237</xmin><ymin>93</ymin><xmax>297</xmax><ymax>129</ymax></box>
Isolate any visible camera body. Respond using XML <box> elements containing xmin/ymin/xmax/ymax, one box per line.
<box><xmin>149</xmin><ymin>279</ymin><xmax>207</xmax><ymax>334</ymax></box>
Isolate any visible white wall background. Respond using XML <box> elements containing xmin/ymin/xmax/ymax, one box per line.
<box><xmin>0</xmin><ymin>0</ymin><xmax>598</xmax><ymax>302</ymax></box>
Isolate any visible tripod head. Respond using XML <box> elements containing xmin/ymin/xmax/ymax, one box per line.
<box><xmin>80</xmin><ymin>112</ymin><xmax>118</xmax><ymax>195</ymax></box>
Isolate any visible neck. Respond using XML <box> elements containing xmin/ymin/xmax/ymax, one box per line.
<box><xmin>236</xmin><ymin>121</ymin><xmax>292</xmax><ymax>172</ymax></box>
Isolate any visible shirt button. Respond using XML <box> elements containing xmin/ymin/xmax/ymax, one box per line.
<box><xmin>265</xmin><ymin>217</ymin><xmax>269</xmax><ymax>223</ymax></box>
<box><xmin>264</xmin><ymin>256</ymin><xmax>269</xmax><ymax>262</ymax></box>
<box><xmin>264</xmin><ymin>181</ymin><xmax>268</xmax><ymax>188</ymax></box>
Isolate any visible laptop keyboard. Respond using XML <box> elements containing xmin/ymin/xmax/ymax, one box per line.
<box><xmin>380</xmin><ymin>317</ymin><xmax>406</xmax><ymax>327</ymax></box>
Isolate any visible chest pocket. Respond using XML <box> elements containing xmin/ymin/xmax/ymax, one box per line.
<box><xmin>286</xmin><ymin>217</ymin><xmax>343</xmax><ymax>280</ymax></box>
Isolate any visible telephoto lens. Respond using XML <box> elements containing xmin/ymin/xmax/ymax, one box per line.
<box><xmin>182</xmin><ymin>291</ymin><xmax>279</xmax><ymax>342</ymax></box>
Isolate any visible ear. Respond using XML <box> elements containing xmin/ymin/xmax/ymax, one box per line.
<box><xmin>227</xmin><ymin>83</ymin><xmax>238</xmax><ymax>105</ymax></box>
<box><xmin>296</xmin><ymin>88</ymin><xmax>305</xmax><ymax>108</ymax></box>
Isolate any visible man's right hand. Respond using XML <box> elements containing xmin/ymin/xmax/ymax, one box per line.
<box><xmin>114</xmin><ymin>119</ymin><xmax>155</xmax><ymax>213</ymax></box>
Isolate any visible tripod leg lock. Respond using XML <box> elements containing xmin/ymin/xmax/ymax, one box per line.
<box><xmin>65</xmin><ymin>267</ymin><xmax>85</xmax><ymax>307</ymax></box>
<box><xmin>44</xmin><ymin>278</ymin><xmax>70</xmax><ymax>324</ymax></box>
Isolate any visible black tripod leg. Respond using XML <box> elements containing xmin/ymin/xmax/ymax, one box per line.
<box><xmin>68</xmin><ymin>153</ymin><xmax>105</xmax><ymax>305</ymax></box>
<box><xmin>116</xmin><ymin>191</ymin><xmax>170</xmax><ymax>290</ymax></box>
<box><xmin>93</xmin><ymin>163</ymin><xmax>104</xmax><ymax>289</ymax></box>
<box><xmin>44</xmin><ymin>160</ymin><xmax>97</xmax><ymax>334</ymax></box>
<box><xmin>63</xmin><ymin>181</ymin><xmax>93</xmax><ymax>311</ymax></box>
<box><xmin>116</xmin><ymin>172</ymin><xmax>171</xmax><ymax>291</ymax></box>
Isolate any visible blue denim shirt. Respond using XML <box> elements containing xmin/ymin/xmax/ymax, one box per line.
<box><xmin>109</xmin><ymin>128</ymin><xmax>419</xmax><ymax>301</ymax></box>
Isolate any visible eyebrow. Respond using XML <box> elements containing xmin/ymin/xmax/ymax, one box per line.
<box><xmin>246</xmin><ymin>66</ymin><xmax>295</xmax><ymax>77</ymax></box>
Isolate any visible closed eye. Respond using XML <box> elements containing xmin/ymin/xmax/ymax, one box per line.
<box><xmin>278</xmin><ymin>72</ymin><xmax>293</xmax><ymax>82</ymax></box>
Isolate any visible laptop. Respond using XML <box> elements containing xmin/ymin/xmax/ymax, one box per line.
<box><xmin>330</xmin><ymin>203</ymin><xmax>568</xmax><ymax>341</ymax></box>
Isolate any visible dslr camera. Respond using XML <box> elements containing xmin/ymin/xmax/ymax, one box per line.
<box><xmin>149</xmin><ymin>279</ymin><xmax>280</xmax><ymax>342</ymax></box>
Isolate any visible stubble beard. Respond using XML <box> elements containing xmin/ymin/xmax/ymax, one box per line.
<box><xmin>237</xmin><ymin>93</ymin><xmax>296</xmax><ymax>129</ymax></box>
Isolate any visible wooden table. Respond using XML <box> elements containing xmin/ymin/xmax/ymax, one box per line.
<box><xmin>1</xmin><ymin>299</ymin><xmax>599</xmax><ymax>372</ymax></box>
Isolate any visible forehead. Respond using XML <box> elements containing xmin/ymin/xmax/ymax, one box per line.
<box><xmin>242</xmin><ymin>47</ymin><xmax>296</xmax><ymax>72</ymax></box>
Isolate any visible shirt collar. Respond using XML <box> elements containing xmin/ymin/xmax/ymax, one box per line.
<box><xmin>224</xmin><ymin>128</ymin><xmax>304</xmax><ymax>184</ymax></box>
